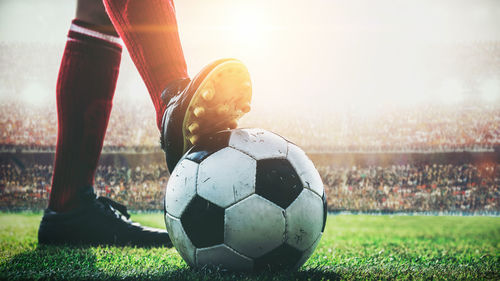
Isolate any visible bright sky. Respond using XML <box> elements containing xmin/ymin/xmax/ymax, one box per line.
<box><xmin>0</xmin><ymin>0</ymin><xmax>499</xmax><ymax>111</ymax></box>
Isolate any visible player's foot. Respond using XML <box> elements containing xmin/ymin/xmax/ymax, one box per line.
<box><xmin>160</xmin><ymin>58</ymin><xmax>252</xmax><ymax>172</ymax></box>
<box><xmin>38</xmin><ymin>186</ymin><xmax>172</xmax><ymax>247</ymax></box>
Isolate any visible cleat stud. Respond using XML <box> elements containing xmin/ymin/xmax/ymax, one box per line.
<box><xmin>241</xmin><ymin>103</ymin><xmax>251</xmax><ymax>113</ymax></box>
<box><xmin>228</xmin><ymin>120</ymin><xmax>238</xmax><ymax>129</ymax></box>
<box><xmin>188</xmin><ymin>122</ymin><xmax>200</xmax><ymax>134</ymax></box>
<box><xmin>201</xmin><ymin>89</ymin><xmax>214</xmax><ymax>101</ymax></box>
<box><xmin>189</xmin><ymin>135</ymin><xmax>199</xmax><ymax>145</ymax></box>
<box><xmin>193</xmin><ymin>107</ymin><xmax>205</xmax><ymax>117</ymax></box>
<box><xmin>217</xmin><ymin>105</ymin><xmax>229</xmax><ymax>115</ymax></box>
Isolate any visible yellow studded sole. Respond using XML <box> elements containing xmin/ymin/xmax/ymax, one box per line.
<box><xmin>182</xmin><ymin>59</ymin><xmax>252</xmax><ymax>150</ymax></box>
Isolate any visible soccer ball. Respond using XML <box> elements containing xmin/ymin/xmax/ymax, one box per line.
<box><xmin>164</xmin><ymin>128</ymin><xmax>327</xmax><ymax>271</ymax></box>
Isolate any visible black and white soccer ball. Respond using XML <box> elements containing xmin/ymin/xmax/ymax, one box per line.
<box><xmin>164</xmin><ymin>128</ymin><xmax>327</xmax><ymax>271</ymax></box>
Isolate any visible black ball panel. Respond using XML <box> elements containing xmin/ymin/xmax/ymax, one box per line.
<box><xmin>254</xmin><ymin>244</ymin><xmax>303</xmax><ymax>271</ymax></box>
<box><xmin>322</xmin><ymin>192</ymin><xmax>327</xmax><ymax>232</ymax></box>
<box><xmin>180</xmin><ymin>195</ymin><xmax>225</xmax><ymax>248</ymax></box>
<box><xmin>255</xmin><ymin>159</ymin><xmax>303</xmax><ymax>209</ymax></box>
<box><xmin>183</xmin><ymin>130</ymin><xmax>232</xmax><ymax>163</ymax></box>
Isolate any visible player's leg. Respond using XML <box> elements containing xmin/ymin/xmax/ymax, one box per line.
<box><xmin>39</xmin><ymin>0</ymin><xmax>171</xmax><ymax>247</ymax></box>
<box><xmin>103</xmin><ymin>0</ymin><xmax>252</xmax><ymax>172</ymax></box>
<box><xmin>47</xmin><ymin>0</ymin><xmax>120</xmax><ymax>214</ymax></box>
<box><xmin>75</xmin><ymin>0</ymin><xmax>118</xmax><ymax>36</ymax></box>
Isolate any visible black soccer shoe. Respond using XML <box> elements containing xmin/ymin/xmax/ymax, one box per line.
<box><xmin>160</xmin><ymin>58</ymin><xmax>252</xmax><ymax>173</ymax></box>
<box><xmin>38</xmin><ymin>186</ymin><xmax>172</xmax><ymax>247</ymax></box>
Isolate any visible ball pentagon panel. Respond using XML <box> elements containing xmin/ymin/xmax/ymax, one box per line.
<box><xmin>322</xmin><ymin>192</ymin><xmax>328</xmax><ymax>232</ymax></box>
<box><xmin>253</xmin><ymin>244</ymin><xmax>303</xmax><ymax>271</ymax></box>
<box><xmin>181</xmin><ymin>195</ymin><xmax>225</xmax><ymax>248</ymax></box>
<box><xmin>255</xmin><ymin>158</ymin><xmax>303</xmax><ymax>209</ymax></box>
<box><xmin>197</xmin><ymin>147</ymin><xmax>256</xmax><ymax>208</ymax></box>
<box><xmin>228</xmin><ymin>128</ymin><xmax>287</xmax><ymax>160</ymax></box>
<box><xmin>225</xmin><ymin>194</ymin><xmax>285</xmax><ymax>258</ymax></box>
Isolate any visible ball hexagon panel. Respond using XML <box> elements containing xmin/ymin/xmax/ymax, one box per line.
<box><xmin>228</xmin><ymin>128</ymin><xmax>288</xmax><ymax>160</ymax></box>
<box><xmin>165</xmin><ymin>159</ymin><xmax>199</xmax><ymax>218</ymax></box>
<box><xmin>196</xmin><ymin>244</ymin><xmax>253</xmax><ymax>271</ymax></box>
<box><xmin>184</xmin><ymin>130</ymin><xmax>232</xmax><ymax>163</ymax></box>
<box><xmin>255</xmin><ymin>158</ymin><xmax>303</xmax><ymax>209</ymax></box>
<box><xmin>286</xmin><ymin>143</ymin><xmax>324</xmax><ymax>197</ymax></box>
<box><xmin>285</xmin><ymin>189</ymin><xmax>324</xmax><ymax>251</ymax></box>
<box><xmin>253</xmin><ymin>244</ymin><xmax>303</xmax><ymax>271</ymax></box>
<box><xmin>197</xmin><ymin>147</ymin><xmax>256</xmax><ymax>208</ymax></box>
<box><xmin>164</xmin><ymin>214</ymin><xmax>196</xmax><ymax>266</ymax></box>
<box><xmin>225</xmin><ymin>194</ymin><xmax>285</xmax><ymax>258</ymax></box>
<box><xmin>181</xmin><ymin>195</ymin><xmax>225</xmax><ymax>248</ymax></box>
<box><xmin>293</xmin><ymin>233</ymin><xmax>322</xmax><ymax>270</ymax></box>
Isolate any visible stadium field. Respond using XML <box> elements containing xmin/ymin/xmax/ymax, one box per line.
<box><xmin>0</xmin><ymin>213</ymin><xmax>498</xmax><ymax>280</ymax></box>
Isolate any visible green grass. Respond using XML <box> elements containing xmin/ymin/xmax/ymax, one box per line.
<box><xmin>0</xmin><ymin>213</ymin><xmax>498</xmax><ymax>280</ymax></box>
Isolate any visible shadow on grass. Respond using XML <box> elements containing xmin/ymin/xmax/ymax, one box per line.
<box><xmin>1</xmin><ymin>246</ymin><xmax>340</xmax><ymax>281</ymax></box>
<box><xmin>185</xmin><ymin>266</ymin><xmax>342</xmax><ymax>281</ymax></box>
<box><xmin>129</xmin><ymin>266</ymin><xmax>342</xmax><ymax>281</ymax></box>
<box><xmin>0</xmin><ymin>245</ymin><xmax>100</xmax><ymax>280</ymax></box>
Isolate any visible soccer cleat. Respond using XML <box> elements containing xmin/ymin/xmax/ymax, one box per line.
<box><xmin>160</xmin><ymin>58</ymin><xmax>252</xmax><ymax>173</ymax></box>
<box><xmin>38</xmin><ymin>186</ymin><xmax>172</xmax><ymax>247</ymax></box>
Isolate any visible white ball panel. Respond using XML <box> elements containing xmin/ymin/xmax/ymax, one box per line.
<box><xmin>286</xmin><ymin>143</ymin><xmax>324</xmax><ymax>196</ymax></box>
<box><xmin>293</xmin><ymin>233</ymin><xmax>322</xmax><ymax>270</ymax></box>
<box><xmin>165</xmin><ymin>159</ymin><xmax>198</xmax><ymax>218</ymax></box>
<box><xmin>164</xmin><ymin>214</ymin><xmax>196</xmax><ymax>266</ymax></box>
<box><xmin>225</xmin><ymin>194</ymin><xmax>285</xmax><ymax>258</ymax></box>
<box><xmin>196</xmin><ymin>244</ymin><xmax>254</xmax><ymax>271</ymax></box>
<box><xmin>285</xmin><ymin>189</ymin><xmax>324</xmax><ymax>251</ymax></box>
<box><xmin>197</xmin><ymin>147</ymin><xmax>256</xmax><ymax>208</ymax></box>
<box><xmin>229</xmin><ymin>128</ymin><xmax>287</xmax><ymax>160</ymax></box>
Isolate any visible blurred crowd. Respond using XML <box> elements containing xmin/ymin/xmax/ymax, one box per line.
<box><xmin>241</xmin><ymin>103</ymin><xmax>500</xmax><ymax>153</ymax></box>
<box><xmin>0</xmin><ymin>100</ymin><xmax>160</xmax><ymax>149</ymax></box>
<box><xmin>1</xmin><ymin>162</ymin><xmax>498</xmax><ymax>212</ymax></box>
<box><xmin>2</xmin><ymin>41</ymin><xmax>500</xmax><ymax>153</ymax></box>
<box><xmin>1</xmin><ymin>100</ymin><xmax>499</xmax><ymax>153</ymax></box>
<box><xmin>1</xmin><ymin>41</ymin><xmax>499</xmax><ymax>212</ymax></box>
<box><xmin>0</xmin><ymin>163</ymin><xmax>168</xmax><ymax>211</ymax></box>
<box><xmin>320</xmin><ymin>163</ymin><xmax>500</xmax><ymax>212</ymax></box>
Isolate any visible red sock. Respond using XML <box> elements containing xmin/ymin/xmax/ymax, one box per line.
<box><xmin>48</xmin><ymin>20</ymin><xmax>122</xmax><ymax>212</ymax></box>
<box><xmin>103</xmin><ymin>0</ymin><xmax>189</xmax><ymax>129</ymax></box>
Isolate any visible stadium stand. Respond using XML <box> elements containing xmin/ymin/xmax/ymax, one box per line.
<box><xmin>1</xmin><ymin>161</ymin><xmax>498</xmax><ymax>212</ymax></box>
<box><xmin>1</xmin><ymin>41</ymin><xmax>499</xmax><ymax>212</ymax></box>
<box><xmin>1</xmin><ymin>101</ymin><xmax>499</xmax><ymax>153</ymax></box>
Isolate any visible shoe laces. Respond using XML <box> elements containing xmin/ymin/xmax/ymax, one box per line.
<box><xmin>95</xmin><ymin>196</ymin><xmax>131</xmax><ymax>220</ymax></box>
